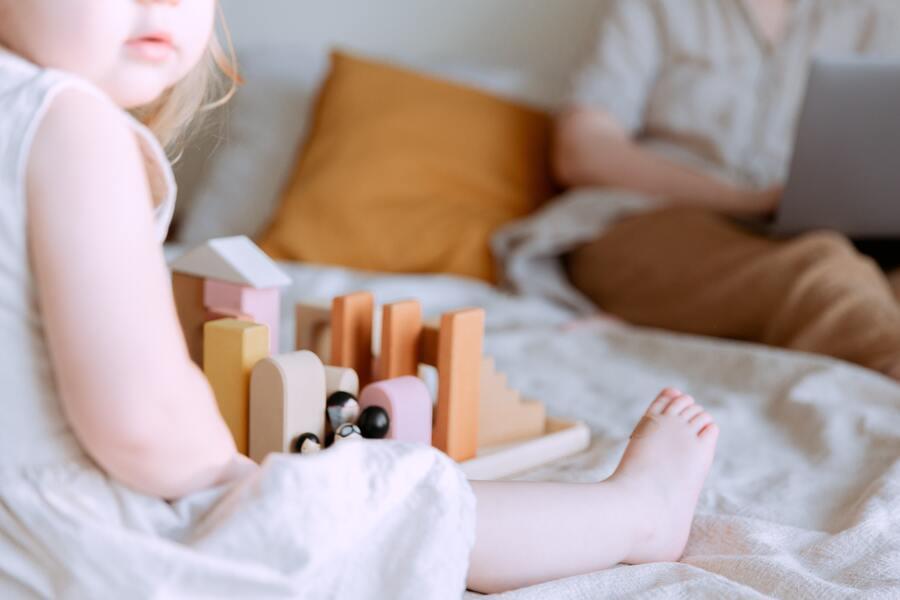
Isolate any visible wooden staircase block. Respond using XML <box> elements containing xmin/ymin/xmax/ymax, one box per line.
<box><xmin>478</xmin><ymin>357</ymin><xmax>546</xmax><ymax>448</ymax></box>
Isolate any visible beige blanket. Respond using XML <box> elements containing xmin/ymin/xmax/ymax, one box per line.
<box><xmin>468</xmin><ymin>322</ymin><xmax>900</xmax><ymax>599</ymax></box>
<box><xmin>245</xmin><ymin>256</ymin><xmax>900</xmax><ymax>599</ymax></box>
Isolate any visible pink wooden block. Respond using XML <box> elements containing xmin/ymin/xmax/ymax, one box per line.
<box><xmin>203</xmin><ymin>279</ymin><xmax>281</xmax><ymax>355</ymax></box>
<box><xmin>359</xmin><ymin>377</ymin><xmax>432</xmax><ymax>445</ymax></box>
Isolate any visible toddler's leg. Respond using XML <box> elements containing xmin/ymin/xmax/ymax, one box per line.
<box><xmin>466</xmin><ymin>388</ymin><xmax>718</xmax><ymax>594</ymax></box>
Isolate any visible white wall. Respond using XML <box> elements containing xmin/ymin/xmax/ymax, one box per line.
<box><xmin>219</xmin><ymin>0</ymin><xmax>605</xmax><ymax>76</ymax></box>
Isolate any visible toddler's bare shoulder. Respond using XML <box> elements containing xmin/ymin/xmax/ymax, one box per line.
<box><xmin>27</xmin><ymin>88</ymin><xmax>148</xmax><ymax>204</ymax></box>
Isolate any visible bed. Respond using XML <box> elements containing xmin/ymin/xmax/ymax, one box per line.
<box><xmin>167</xmin><ymin>1</ymin><xmax>900</xmax><ymax>597</ymax></box>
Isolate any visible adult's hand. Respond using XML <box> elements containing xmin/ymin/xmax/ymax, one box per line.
<box><xmin>732</xmin><ymin>185</ymin><xmax>783</xmax><ymax>218</ymax></box>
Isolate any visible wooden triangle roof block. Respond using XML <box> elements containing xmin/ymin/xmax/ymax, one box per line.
<box><xmin>170</xmin><ymin>236</ymin><xmax>291</xmax><ymax>289</ymax></box>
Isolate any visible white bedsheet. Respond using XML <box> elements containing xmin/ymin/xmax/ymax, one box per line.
<box><xmin>167</xmin><ymin>245</ymin><xmax>900</xmax><ymax>598</ymax></box>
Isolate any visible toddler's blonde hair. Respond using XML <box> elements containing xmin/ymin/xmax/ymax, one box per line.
<box><xmin>131</xmin><ymin>3</ymin><xmax>241</xmax><ymax>158</ymax></box>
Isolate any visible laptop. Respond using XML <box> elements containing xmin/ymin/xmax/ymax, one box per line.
<box><xmin>771</xmin><ymin>57</ymin><xmax>900</xmax><ymax>238</ymax></box>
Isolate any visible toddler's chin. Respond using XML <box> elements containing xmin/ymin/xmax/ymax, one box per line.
<box><xmin>109</xmin><ymin>82</ymin><xmax>171</xmax><ymax>110</ymax></box>
<box><xmin>101</xmin><ymin>64</ymin><xmax>184</xmax><ymax>109</ymax></box>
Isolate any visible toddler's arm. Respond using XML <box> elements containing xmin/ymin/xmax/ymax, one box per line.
<box><xmin>26</xmin><ymin>89</ymin><xmax>244</xmax><ymax>500</ymax></box>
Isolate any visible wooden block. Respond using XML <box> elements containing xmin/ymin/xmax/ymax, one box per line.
<box><xmin>203</xmin><ymin>319</ymin><xmax>270</xmax><ymax>455</ymax></box>
<box><xmin>324</xmin><ymin>366</ymin><xmax>359</xmax><ymax>398</ymax></box>
<box><xmin>359</xmin><ymin>377</ymin><xmax>432</xmax><ymax>444</ymax></box>
<box><xmin>380</xmin><ymin>300</ymin><xmax>423</xmax><ymax>380</ymax></box>
<box><xmin>249</xmin><ymin>351</ymin><xmax>326</xmax><ymax>463</ymax></box>
<box><xmin>478</xmin><ymin>357</ymin><xmax>546</xmax><ymax>448</ymax></box>
<box><xmin>172</xmin><ymin>273</ymin><xmax>206</xmax><ymax>367</ymax></box>
<box><xmin>419</xmin><ymin>319</ymin><xmax>441</xmax><ymax>367</ymax></box>
<box><xmin>204</xmin><ymin>279</ymin><xmax>281</xmax><ymax>355</ymax></box>
<box><xmin>295</xmin><ymin>302</ymin><xmax>332</xmax><ymax>362</ymax></box>
<box><xmin>170</xmin><ymin>235</ymin><xmax>292</xmax><ymax>289</ymax></box>
<box><xmin>205</xmin><ymin>307</ymin><xmax>252</xmax><ymax>322</ymax></box>
<box><xmin>432</xmin><ymin>308</ymin><xmax>484</xmax><ymax>461</ymax></box>
<box><xmin>460</xmin><ymin>419</ymin><xmax>591</xmax><ymax>481</ymax></box>
<box><xmin>331</xmin><ymin>292</ymin><xmax>374</xmax><ymax>386</ymax></box>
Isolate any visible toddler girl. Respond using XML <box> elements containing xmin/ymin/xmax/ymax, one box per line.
<box><xmin>0</xmin><ymin>1</ymin><xmax>718</xmax><ymax>596</ymax></box>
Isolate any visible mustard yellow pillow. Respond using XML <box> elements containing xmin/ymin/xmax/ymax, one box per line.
<box><xmin>256</xmin><ymin>51</ymin><xmax>555</xmax><ymax>282</ymax></box>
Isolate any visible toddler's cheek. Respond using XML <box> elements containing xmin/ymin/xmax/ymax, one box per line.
<box><xmin>172</xmin><ymin>0</ymin><xmax>217</xmax><ymax>74</ymax></box>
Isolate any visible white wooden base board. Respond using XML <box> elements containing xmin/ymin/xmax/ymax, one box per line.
<box><xmin>459</xmin><ymin>418</ymin><xmax>591</xmax><ymax>480</ymax></box>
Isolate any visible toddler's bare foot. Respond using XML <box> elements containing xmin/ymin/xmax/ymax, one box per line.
<box><xmin>612</xmin><ymin>388</ymin><xmax>719</xmax><ymax>564</ymax></box>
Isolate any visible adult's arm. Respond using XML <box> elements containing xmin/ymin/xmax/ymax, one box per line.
<box><xmin>553</xmin><ymin>106</ymin><xmax>780</xmax><ymax>217</ymax></box>
<box><xmin>27</xmin><ymin>89</ymin><xmax>254</xmax><ymax>501</ymax></box>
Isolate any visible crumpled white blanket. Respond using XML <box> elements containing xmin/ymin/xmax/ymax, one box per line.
<box><xmin>491</xmin><ymin>187</ymin><xmax>659</xmax><ymax>315</ymax></box>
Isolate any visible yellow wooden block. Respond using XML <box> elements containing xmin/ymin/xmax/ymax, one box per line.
<box><xmin>203</xmin><ymin>319</ymin><xmax>270</xmax><ymax>455</ymax></box>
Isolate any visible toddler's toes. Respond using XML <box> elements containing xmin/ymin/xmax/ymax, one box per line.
<box><xmin>689</xmin><ymin>411</ymin><xmax>714</xmax><ymax>434</ymax></box>
<box><xmin>699</xmin><ymin>422</ymin><xmax>720</xmax><ymax>442</ymax></box>
<box><xmin>649</xmin><ymin>388</ymin><xmax>680</xmax><ymax>415</ymax></box>
<box><xmin>664</xmin><ymin>394</ymin><xmax>694</xmax><ymax>416</ymax></box>
<box><xmin>679</xmin><ymin>404</ymin><xmax>705</xmax><ymax>422</ymax></box>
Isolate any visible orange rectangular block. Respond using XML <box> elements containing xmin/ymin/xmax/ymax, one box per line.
<box><xmin>203</xmin><ymin>319</ymin><xmax>270</xmax><ymax>455</ymax></box>
<box><xmin>433</xmin><ymin>308</ymin><xmax>484</xmax><ymax>461</ymax></box>
<box><xmin>419</xmin><ymin>319</ymin><xmax>441</xmax><ymax>367</ymax></box>
<box><xmin>380</xmin><ymin>300</ymin><xmax>423</xmax><ymax>380</ymax></box>
<box><xmin>331</xmin><ymin>292</ymin><xmax>374</xmax><ymax>386</ymax></box>
<box><xmin>172</xmin><ymin>273</ymin><xmax>206</xmax><ymax>367</ymax></box>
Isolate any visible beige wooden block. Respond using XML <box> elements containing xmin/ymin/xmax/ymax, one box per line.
<box><xmin>172</xmin><ymin>273</ymin><xmax>206</xmax><ymax>367</ymax></box>
<box><xmin>331</xmin><ymin>292</ymin><xmax>374</xmax><ymax>386</ymax></box>
<box><xmin>460</xmin><ymin>419</ymin><xmax>591</xmax><ymax>480</ymax></box>
<box><xmin>433</xmin><ymin>308</ymin><xmax>484</xmax><ymax>461</ymax></box>
<box><xmin>380</xmin><ymin>300</ymin><xmax>422</xmax><ymax>380</ymax></box>
<box><xmin>295</xmin><ymin>302</ymin><xmax>332</xmax><ymax>362</ymax></box>
<box><xmin>478</xmin><ymin>357</ymin><xmax>546</xmax><ymax>448</ymax></box>
<box><xmin>249</xmin><ymin>351</ymin><xmax>326</xmax><ymax>463</ymax></box>
<box><xmin>324</xmin><ymin>366</ymin><xmax>359</xmax><ymax>398</ymax></box>
<box><xmin>203</xmin><ymin>319</ymin><xmax>270</xmax><ymax>455</ymax></box>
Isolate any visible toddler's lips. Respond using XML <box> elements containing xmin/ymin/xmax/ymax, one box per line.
<box><xmin>125</xmin><ymin>36</ymin><xmax>175</xmax><ymax>62</ymax></box>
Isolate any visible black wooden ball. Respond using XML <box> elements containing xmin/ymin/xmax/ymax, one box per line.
<box><xmin>358</xmin><ymin>406</ymin><xmax>390</xmax><ymax>439</ymax></box>
<box><xmin>326</xmin><ymin>391</ymin><xmax>360</xmax><ymax>429</ymax></box>
<box><xmin>291</xmin><ymin>432</ymin><xmax>321</xmax><ymax>454</ymax></box>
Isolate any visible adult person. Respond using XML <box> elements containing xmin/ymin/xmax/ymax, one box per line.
<box><xmin>553</xmin><ymin>0</ymin><xmax>900</xmax><ymax>379</ymax></box>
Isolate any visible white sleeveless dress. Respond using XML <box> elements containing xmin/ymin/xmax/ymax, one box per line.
<box><xmin>0</xmin><ymin>48</ymin><xmax>475</xmax><ymax>599</ymax></box>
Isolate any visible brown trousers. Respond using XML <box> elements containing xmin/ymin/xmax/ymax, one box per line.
<box><xmin>566</xmin><ymin>207</ymin><xmax>900</xmax><ymax>374</ymax></box>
